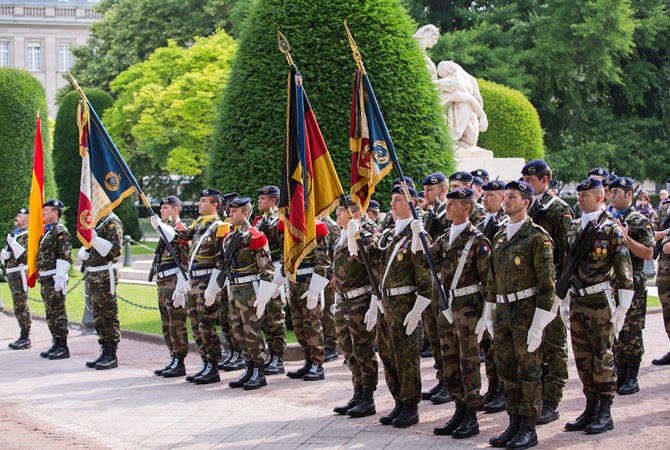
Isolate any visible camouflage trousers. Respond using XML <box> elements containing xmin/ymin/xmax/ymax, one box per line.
<box><xmin>657</xmin><ymin>258</ymin><xmax>670</xmax><ymax>342</ymax></box>
<box><xmin>437</xmin><ymin>295</ymin><xmax>483</xmax><ymax>408</ymax></box>
<box><xmin>540</xmin><ymin>315</ymin><xmax>568</xmax><ymax>402</ymax></box>
<box><xmin>157</xmin><ymin>281</ymin><xmax>189</xmax><ymax>357</ymax></box>
<box><xmin>615</xmin><ymin>274</ymin><xmax>647</xmax><ymax>364</ymax></box>
<box><xmin>425</xmin><ymin>287</ymin><xmax>444</xmax><ymax>381</ymax></box>
<box><xmin>570</xmin><ymin>292</ymin><xmax>616</xmax><ymax>401</ymax></box>
<box><xmin>88</xmin><ymin>277</ymin><xmax>121</xmax><ymax>347</ymax></box>
<box><xmin>288</xmin><ymin>278</ymin><xmax>324</xmax><ymax>365</ymax></box>
<box><xmin>8</xmin><ymin>275</ymin><xmax>31</xmax><ymax>332</ymax></box>
<box><xmin>493</xmin><ymin>300</ymin><xmax>542</xmax><ymax>417</ymax></box>
<box><xmin>480</xmin><ymin>330</ymin><xmax>497</xmax><ymax>380</ymax></box>
<box><xmin>40</xmin><ymin>277</ymin><xmax>68</xmax><ymax>339</ymax></box>
<box><xmin>334</xmin><ymin>297</ymin><xmax>378</xmax><ymax>390</ymax></box>
<box><xmin>322</xmin><ymin>288</ymin><xmax>338</xmax><ymax>351</ymax></box>
<box><xmin>261</xmin><ymin>295</ymin><xmax>287</xmax><ymax>355</ymax></box>
<box><xmin>377</xmin><ymin>296</ymin><xmax>421</xmax><ymax>404</ymax></box>
<box><xmin>218</xmin><ymin>290</ymin><xmax>241</xmax><ymax>353</ymax></box>
<box><xmin>189</xmin><ymin>278</ymin><xmax>221</xmax><ymax>363</ymax></box>
<box><xmin>229</xmin><ymin>283</ymin><xmax>265</xmax><ymax>364</ymax></box>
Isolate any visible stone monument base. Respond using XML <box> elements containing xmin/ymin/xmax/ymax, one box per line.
<box><xmin>454</xmin><ymin>146</ymin><xmax>525</xmax><ymax>181</ymax></box>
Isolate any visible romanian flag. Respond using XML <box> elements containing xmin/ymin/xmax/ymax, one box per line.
<box><xmin>349</xmin><ymin>69</ymin><xmax>393</xmax><ymax>211</ymax></box>
<box><xmin>279</xmin><ymin>65</ymin><xmax>343</xmax><ymax>279</ymax></box>
<box><xmin>27</xmin><ymin>112</ymin><xmax>45</xmax><ymax>288</ymax></box>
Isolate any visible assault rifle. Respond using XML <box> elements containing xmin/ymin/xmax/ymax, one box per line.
<box><xmin>528</xmin><ymin>169</ymin><xmax>559</xmax><ymax>221</ymax></box>
<box><xmin>148</xmin><ymin>238</ymin><xmax>166</xmax><ymax>282</ymax></box>
<box><xmin>216</xmin><ymin>228</ymin><xmax>245</xmax><ymax>287</ymax></box>
<box><xmin>483</xmin><ymin>208</ymin><xmax>505</xmax><ymax>242</ymax></box>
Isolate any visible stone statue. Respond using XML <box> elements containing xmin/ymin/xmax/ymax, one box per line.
<box><xmin>413</xmin><ymin>24</ymin><xmax>440</xmax><ymax>81</ymax></box>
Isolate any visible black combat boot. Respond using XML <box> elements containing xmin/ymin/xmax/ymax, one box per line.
<box><xmin>479</xmin><ymin>378</ymin><xmax>501</xmax><ymax>410</ymax></box>
<box><xmin>264</xmin><ymin>352</ymin><xmax>285</xmax><ymax>375</ymax></box>
<box><xmin>324</xmin><ymin>347</ymin><xmax>339</xmax><ymax>362</ymax></box>
<box><xmin>48</xmin><ymin>337</ymin><xmax>70</xmax><ymax>360</ymax></box>
<box><xmin>505</xmin><ymin>416</ymin><xmax>537</xmax><ymax>449</ymax></box>
<box><xmin>41</xmin><ymin>339</ymin><xmax>58</xmax><ymax>358</ymax></box>
<box><xmin>617</xmin><ymin>362</ymin><xmax>640</xmax><ymax>395</ymax></box>
<box><xmin>263</xmin><ymin>351</ymin><xmax>275</xmax><ymax>369</ymax></box>
<box><xmin>221</xmin><ymin>350</ymin><xmax>245</xmax><ymax>371</ymax></box>
<box><xmin>421</xmin><ymin>380</ymin><xmax>444</xmax><ymax>401</ymax></box>
<box><xmin>483</xmin><ymin>386</ymin><xmax>507</xmax><ymax>413</ymax></box>
<box><xmin>193</xmin><ymin>361</ymin><xmax>220</xmax><ymax>384</ymax></box>
<box><xmin>392</xmin><ymin>401</ymin><xmax>419</xmax><ymax>428</ymax></box>
<box><xmin>347</xmin><ymin>388</ymin><xmax>376</xmax><ymax>418</ymax></box>
<box><xmin>162</xmin><ymin>354</ymin><xmax>186</xmax><ymax>378</ymax></box>
<box><xmin>287</xmin><ymin>358</ymin><xmax>311</xmax><ymax>379</ymax></box>
<box><xmin>243</xmin><ymin>361</ymin><xmax>268</xmax><ymax>390</ymax></box>
<box><xmin>229</xmin><ymin>360</ymin><xmax>254</xmax><ymax>388</ymax></box>
<box><xmin>431</xmin><ymin>382</ymin><xmax>452</xmax><ymax>404</ymax></box>
<box><xmin>155</xmin><ymin>356</ymin><xmax>175</xmax><ymax>376</ymax></box>
<box><xmin>536</xmin><ymin>400</ymin><xmax>559</xmax><ymax>425</ymax></box>
<box><xmin>379</xmin><ymin>401</ymin><xmax>404</xmax><ymax>425</ymax></box>
<box><xmin>334</xmin><ymin>386</ymin><xmax>363</xmax><ymax>415</ymax></box>
<box><xmin>303</xmin><ymin>363</ymin><xmax>324</xmax><ymax>381</ymax></box>
<box><xmin>652</xmin><ymin>350</ymin><xmax>670</xmax><ymax>366</ymax></box>
<box><xmin>434</xmin><ymin>400</ymin><xmax>465</xmax><ymax>436</ymax></box>
<box><xmin>452</xmin><ymin>406</ymin><xmax>479</xmax><ymax>439</ymax></box>
<box><xmin>95</xmin><ymin>346</ymin><xmax>118</xmax><ymax>370</ymax></box>
<box><xmin>186</xmin><ymin>360</ymin><xmax>207</xmax><ymax>382</ymax></box>
<box><xmin>565</xmin><ymin>397</ymin><xmax>599</xmax><ymax>431</ymax></box>
<box><xmin>584</xmin><ymin>396</ymin><xmax>614</xmax><ymax>434</ymax></box>
<box><xmin>489</xmin><ymin>413</ymin><xmax>522</xmax><ymax>447</ymax></box>
<box><xmin>420</xmin><ymin>339</ymin><xmax>432</xmax><ymax>358</ymax></box>
<box><xmin>8</xmin><ymin>329</ymin><xmax>31</xmax><ymax>350</ymax></box>
<box><xmin>615</xmin><ymin>361</ymin><xmax>628</xmax><ymax>390</ymax></box>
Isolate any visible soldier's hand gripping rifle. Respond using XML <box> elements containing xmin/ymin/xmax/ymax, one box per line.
<box><xmin>528</xmin><ymin>169</ymin><xmax>559</xmax><ymax>221</ymax></box>
<box><xmin>216</xmin><ymin>229</ymin><xmax>245</xmax><ymax>288</ymax></box>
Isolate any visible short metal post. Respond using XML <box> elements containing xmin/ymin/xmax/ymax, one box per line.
<box><xmin>0</xmin><ymin>291</ymin><xmax>4</xmax><ymax>311</ymax></box>
<box><xmin>81</xmin><ymin>282</ymin><xmax>96</xmax><ymax>335</ymax></box>
<box><xmin>123</xmin><ymin>235</ymin><xmax>132</xmax><ymax>267</ymax></box>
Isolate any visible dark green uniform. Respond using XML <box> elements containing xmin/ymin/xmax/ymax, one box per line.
<box><xmin>217</xmin><ymin>217</ymin><xmax>241</xmax><ymax>357</ymax></box>
<box><xmin>37</xmin><ymin>222</ymin><xmax>72</xmax><ymax>340</ymax></box>
<box><xmin>654</xmin><ymin>201</ymin><xmax>670</xmax><ymax>346</ymax></box>
<box><xmin>3</xmin><ymin>228</ymin><xmax>30</xmax><ymax>333</ymax></box>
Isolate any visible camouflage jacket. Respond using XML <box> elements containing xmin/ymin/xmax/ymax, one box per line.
<box><xmin>4</xmin><ymin>227</ymin><xmax>28</xmax><ymax>273</ymax></box>
<box><xmin>85</xmin><ymin>213</ymin><xmax>123</xmax><ymax>268</ymax></box>
<box><xmin>653</xmin><ymin>199</ymin><xmax>670</xmax><ymax>231</ymax></box>
<box><xmin>254</xmin><ymin>209</ymin><xmax>282</xmax><ymax>263</ymax></box>
<box><xmin>423</xmin><ymin>200</ymin><xmax>449</xmax><ymax>240</ymax></box>
<box><xmin>658</xmin><ymin>233</ymin><xmax>670</xmax><ymax>275</ymax></box>
<box><xmin>174</xmin><ymin>214</ymin><xmax>230</xmax><ymax>271</ymax></box>
<box><xmin>565</xmin><ymin>217</ymin><xmax>634</xmax><ymax>291</ymax></box>
<box><xmin>361</xmin><ymin>215</ymin><xmax>380</xmax><ymax>235</ymax></box>
<box><xmin>486</xmin><ymin>218</ymin><xmax>555</xmax><ymax>312</ymax></box>
<box><xmin>37</xmin><ymin>222</ymin><xmax>72</xmax><ymax>279</ymax></box>
<box><xmin>324</xmin><ymin>216</ymin><xmax>341</xmax><ymax>279</ymax></box>
<box><xmin>529</xmin><ymin>192</ymin><xmax>574</xmax><ymax>276</ymax></box>
<box><xmin>472</xmin><ymin>203</ymin><xmax>486</xmax><ymax>226</ymax></box>
<box><xmin>332</xmin><ymin>226</ymin><xmax>377</xmax><ymax>297</ymax></box>
<box><xmin>617</xmin><ymin>208</ymin><xmax>654</xmax><ymax>274</ymax></box>
<box><xmin>216</xmin><ymin>221</ymin><xmax>274</xmax><ymax>285</ymax></box>
<box><xmin>476</xmin><ymin>211</ymin><xmax>509</xmax><ymax>242</ymax></box>
<box><xmin>154</xmin><ymin>219</ymin><xmax>190</xmax><ymax>287</ymax></box>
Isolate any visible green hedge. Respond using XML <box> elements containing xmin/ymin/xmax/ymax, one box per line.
<box><xmin>477</xmin><ymin>79</ymin><xmax>544</xmax><ymax>161</ymax></box>
<box><xmin>0</xmin><ymin>68</ymin><xmax>57</xmax><ymax>238</ymax></box>
<box><xmin>209</xmin><ymin>0</ymin><xmax>454</xmax><ymax>198</ymax></box>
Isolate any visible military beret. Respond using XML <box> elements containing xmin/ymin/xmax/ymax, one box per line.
<box><xmin>588</xmin><ymin>167</ymin><xmax>609</xmax><ymax>178</ymax></box>
<box><xmin>391</xmin><ymin>185</ymin><xmax>419</xmax><ymax>198</ymax></box>
<box><xmin>609</xmin><ymin>176</ymin><xmax>635</xmax><ymax>190</ymax></box>
<box><xmin>471</xmin><ymin>168</ymin><xmax>489</xmax><ymax>179</ymax></box>
<box><xmin>368</xmin><ymin>199</ymin><xmax>380</xmax><ymax>210</ymax></box>
<box><xmin>505</xmin><ymin>180</ymin><xmax>535</xmax><ymax>195</ymax></box>
<box><xmin>521</xmin><ymin>159</ymin><xmax>548</xmax><ymax>176</ymax></box>
<box><xmin>17</xmin><ymin>207</ymin><xmax>29</xmax><ymax>215</ymax></box>
<box><xmin>44</xmin><ymin>200</ymin><xmax>64</xmax><ymax>208</ymax></box>
<box><xmin>393</xmin><ymin>176</ymin><xmax>415</xmax><ymax>187</ymax></box>
<box><xmin>422</xmin><ymin>172</ymin><xmax>447</xmax><ymax>186</ymax></box>
<box><xmin>602</xmin><ymin>174</ymin><xmax>616</xmax><ymax>187</ymax></box>
<box><xmin>449</xmin><ymin>171</ymin><xmax>474</xmax><ymax>182</ymax></box>
<box><xmin>342</xmin><ymin>195</ymin><xmax>356</xmax><ymax>206</ymax></box>
<box><xmin>200</xmin><ymin>188</ymin><xmax>223</xmax><ymax>198</ymax></box>
<box><xmin>161</xmin><ymin>196</ymin><xmax>181</xmax><ymax>205</ymax></box>
<box><xmin>258</xmin><ymin>185</ymin><xmax>280</xmax><ymax>196</ymax></box>
<box><xmin>446</xmin><ymin>188</ymin><xmax>475</xmax><ymax>200</ymax></box>
<box><xmin>223</xmin><ymin>192</ymin><xmax>238</xmax><ymax>201</ymax></box>
<box><xmin>418</xmin><ymin>190</ymin><xmax>425</xmax><ymax>199</ymax></box>
<box><xmin>482</xmin><ymin>180</ymin><xmax>506</xmax><ymax>191</ymax></box>
<box><xmin>472</xmin><ymin>176</ymin><xmax>484</xmax><ymax>187</ymax></box>
<box><xmin>229</xmin><ymin>197</ymin><xmax>251</xmax><ymax>208</ymax></box>
<box><xmin>576</xmin><ymin>178</ymin><xmax>604</xmax><ymax>192</ymax></box>
<box><xmin>549</xmin><ymin>179</ymin><xmax>559</xmax><ymax>190</ymax></box>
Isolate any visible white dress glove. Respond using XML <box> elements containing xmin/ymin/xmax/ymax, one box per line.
<box><xmin>91</xmin><ymin>229</ymin><xmax>114</xmax><ymax>257</ymax></box>
<box><xmin>150</xmin><ymin>215</ymin><xmax>161</xmax><ymax>230</ymax></box>
<box><xmin>7</xmin><ymin>234</ymin><xmax>26</xmax><ymax>258</ymax></box>
<box><xmin>254</xmin><ymin>280</ymin><xmax>278</xmax><ymax>318</ymax></box>
<box><xmin>560</xmin><ymin>296</ymin><xmax>570</xmax><ymax>329</ymax></box>
<box><xmin>272</xmin><ymin>263</ymin><xmax>287</xmax><ymax>298</ymax></box>
<box><xmin>1</xmin><ymin>248</ymin><xmax>10</xmax><ymax>264</ymax></box>
<box><xmin>611</xmin><ymin>289</ymin><xmax>634</xmax><ymax>334</ymax></box>
<box><xmin>54</xmin><ymin>259</ymin><xmax>71</xmax><ymax>294</ymax></box>
<box><xmin>410</xmin><ymin>219</ymin><xmax>425</xmax><ymax>254</ymax></box>
<box><xmin>475</xmin><ymin>302</ymin><xmax>495</xmax><ymax>343</ymax></box>
<box><xmin>527</xmin><ymin>308</ymin><xmax>556</xmax><ymax>353</ymax></box>
<box><xmin>172</xmin><ymin>272</ymin><xmax>188</xmax><ymax>308</ymax></box>
<box><xmin>77</xmin><ymin>246</ymin><xmax>90</xmax><ymax>261</ymax></box>
<box><xmin>301</xmin><ymin>273</ymin><xmax>329</xmax><ymax>310</ymax></box>
<box><xmin>204</xmin><ymin>269</ymin><xmax>223</xmax><ymax>307</ymax></box>
<box><xmin>364</xmin><ymin>296</ymin><xmax>378</xmax><ymax>332</ymax></box>
<box><xmin>403</xmin><ymin>294</ymin><xmax>431</xmax><ymax>335</ymax></box>
<box><xmin>347</xmin><ymin>219</ymin><xmax>360</xmax><ymax>256</ymax></box>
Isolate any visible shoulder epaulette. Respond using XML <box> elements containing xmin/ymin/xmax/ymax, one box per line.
<box><xmin>249</xmin><ymin>226</ymin><xmax>268</xmax><ymax>250</ymax></box>
<box><xmin>278</xmin><ymin>220</ymin><xmax>285</xmax><ymax>233</ymax></box>
<box><xmin>253</xmin><ymin>216</ymin><xmax>261</xmax><ymax>227</ymax></box>
<box><xmin>216</xmin><ymin>221</ymin><xmax>230</xmax><ymax>238</ymax></box>
<box><xmin>316</xmin><ymin>221</ymin><xmax>328</xmax><ymax>237</ymax></box>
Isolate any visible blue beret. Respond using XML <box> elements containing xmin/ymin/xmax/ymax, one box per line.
<box><xmin>521</xmin><ymin>159</ymin><xmax>548</xmax><ymax>176</ymax></box>
<box><xmin>506</xmin><ymin>180</ymin><xmax>535</xmax><ymax>195</ymax></box>
<box><xmin>17</xmin><ymin>207</ymin><xmax>29</xmax><ymax>215</ymax></box>
<box><xmin>342</xmin><ymin>195</ymin><xmax>356</xmax><ymax>206</ymax></box>
<box><xmin>229</xmin><ymin>197</ymin><xmax>251</xmax><ymax>208</ymax></box>
<box><xmin>44</xmin><ymin>200</ymin><xmax>64</xmax><ymax>208</ymax></box>
<box><xmin>161</xmin><ymin>196</ymin><xmax>181</xmax><ymax>205</ymax></box>
<box><xmin>472</xmin><ymin>176</ymin><xmax>484</xmax><ymax>186</ymax></box>
<box><xmin>368</xmin><ymin>199</ymin><xmax>380</xmax><ymax>210</ymax></box>
<box><xmin>549</xmin><ymin>179</ymin><xmax>559</xmax><ymax>189</ymax></box>
<box><xmin>393</xmin><ymin>176</ymin><xmax>415</xmax><ymax>188</ymax></box>
<box><xmin>258</xmin><ymin>185</ymin><xmax>280</xmax><ymax>196</ymax></box>
<box><xmin>449</xmin><ymin>171</ymin><xmax>474</xmax><ymax>182</ymax></box>
<box><xmin>576</xmin><ymin>178</ymin><xmax>604</xmax><ymax>192</ymax></box>
<box><xmin>609</xmin><ymin>176</ymin><xmax>635</xmax><ymax>190</ymax></box>
<box><xmin>446</xmin><ymin>188</ymin><xmax>475</xmax><ymax>200</ymax></box>
<box><xmin>471</xmin><ymin>168</ymin><xmax>489</xmax><ymax>179</ymax></box>
<box><xmin>588</xmin><ymin>168</ymin><xmax>609</xmax><ymax>178</ymax></box>
<box><xmin>391</xmin><ymin>185</ymin><xmax>419</xmax><ymax>198</ymax></box>
<box><xmin>223</xmin><ymin>192</ymin><xmax>238</xmax><ymax>201</ymax></box>
<box><xmin>422</xmin><ymin>172</ymin><xmax>447</xmax><ymax>186</ymax></box>
<box><xmin>602</xmin><ymin>174</ymin><xmax>617</xmax><ymax>187</ymax></box>
<box><xmin>418</xmin><ymin>190</ymin><xmax>425</xmax><ymax>199</ymax></box>
<box><xmin>200</xmin><ymin>189</ymin><xmax>223</xmax><ymax>199</ymax></box>
<box><xmin>482</xmin><ymin>180</ymin><xmax>506</xmax><ymax>191</ymax></box>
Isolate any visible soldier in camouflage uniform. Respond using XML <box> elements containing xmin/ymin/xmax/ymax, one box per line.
<box><xmin>150</xmin><ymin>196</ymin><xmax>190</xmax><ymax>378</ymax></box>
<box><xmin>79</xmin><ymin>211</ymin><xmax>123</xmax><ymax>370</ymax></box>
<box><xmin>429</xmin><ymin>188</ymin><xmax>491</xmax><ymax>439</ymax></box>
<box><xmin>153</xmin><ymin>188</ymin><xmax>230</xmax><ymax>384</ymax></box>
<box><xmin>609</xmin><ymin>177</ymin><xmax>654</xmax><ymax>394</ymax></box>
<box><xmin>563</xmin><ymin>178</ymin><xmax>634</xmax><ymax>436</ymax></box>
<box><xmin>367</xmin><ymin>185</ymin><xmax>432</xmax><ymax>428</ymax></box>
<box><xmin>651</xmin><ymin>188</ymin><xmax>670</xmax><ymax>366</ymax></box>
<box><xmin>522</xmin><ymin>159</ymin><xmax>574</xmax><ymax>424</ymax></box>
<box><xmin>214</xmin><ymin>198</ymin><xmax>275</xmax><ymax>390</ymax></box>
<box><xmin>2</xmin><ymin>208</ymin><xmax>31</xmax><ymax>349</ymax></box>
<box><xmin>332</xmin><ymin>196</ymin><xmax>379</xmax><ymax>418</ymax></box>
<box><xmin>322</xmin><ymin>214</ymin><xmax>341</xmax><ymax>362</ymax></box>
<box><xmin>37</xmin><ymin>200</ymin><xmax>73</xmax><ymax>360</ymax></box>
<box><xmin>485</xmin><ymin>181</ymin><xmax>556</xmax><ymax>450</ymax></box>
<box><xmin>366</xmin><ymin>199</ymin><xmax>385</xmax><ymax>229</ymax></box>
<box><xmin>449</xmin><ymin>172</ymin><xmax>484</xmax><ymax>226</ymax></box>
<box><xmin>379</xmin><ymin>176</ymin><xmax>417</xmax><ymax>231</ymax></box>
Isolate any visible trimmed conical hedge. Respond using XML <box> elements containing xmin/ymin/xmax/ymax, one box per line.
<box><xmin>209</xmin><ymin>0</ymin><xmax>454</xmax><ymax>199</ymax></box>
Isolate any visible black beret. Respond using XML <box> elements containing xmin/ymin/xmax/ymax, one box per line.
<box><xmin>446</xmin><ymin>188</ymin><xmax>475</xmax><ymax>200</ymax></box>
<box><xmin>229</xmin><ymin>197</ymin><xmax>251</xmax><ymax>208</ymax></box>
<box><xmin>223</xmin><ymin>192</ymin><xmax>238</xmax><ymax>201</ymax></box>
<box><xmin>609</xmin><ymin>176</ymin><xmax>635</xmax><ymax>190</ymax></box>
<box><xmin>368</xmin><ymin>200</ymin><xmax>380</xmax><ymax>210</ymax></box>
<box><xmin>342</xmin><ymin>195</ymin><xmax>356</xmax><ymax>206</ymax></box>
<box><xmin>161</xmin><ymin>196</ymin><xmax>181</xmax><ymax>205</ymax></box>
<box><xmin>482</xmin><ymin>180</ymin><xmax>506</xmax><ymax>191</ymax></box>
<box><xmin>602</xmin><ymin>174</ymin><xmax>617</xmax><ymax>187</ymax></box>
<box><xmin>257</xmin><ymin>185</ymin><xmax>280</xmax><ymax>196</ymax></box>
<box><xmin>422</xmin><ymin>172</ymin><xmax>447</xmax><ymax>186</ymax></box>
<box><xmin>200</xmin><ymin>189</ymin><xmax>223</xmax><ymax>198</ymax></box>
<box><xmin>449</xmin><ymin>171</ymin><xmax>474</xmax><ymax>182</ymax></box>
<box><xmin>471</xmin><ymin>168</ymin><xmax>489</xmax><ymax>179</ymax></box>
<box><xmin>472</xmin><ymin>176</ymin><xmax>484</xmax><ymax>187</ymax></box>
<box><xmin>391</xmin><ymin>185</ymin><xmax>419</xmax><ymax>198</ymax></box>
<box><xmin>393</xmin><ymin>176</ymin><xmax>415</xmax><ymax>188</ymax></box>
<box><xmin>505</xmin><ymin>180</ymin><xmax>535</xmax><ymax>195</ymax></box>
<box><xmin>521</xmin><ymin>159</ymin><xmax>548</xmax><ymax>176</ymax></box>
<box><xmin>588</xmin><ymin>167</ymin><xmax>609</xmax><ymax>177</ymax></box>
<box><xmin>17</xmin><ymin>207</ymin><xmax>29</xmax><ymax>215</ymax></box>
<box><xmin>549</xmin><ymin>179</ymin><xmax>559</xmax><ymax>189</ymax></box>
<box><xmin>44</xmin><ymin>200</ymin><xmax>64</xmax><ymax>208</ymax></box>
<box><xmin>418</xmin><ymin>190</ymin><xmax>425</xmax><ymax>199</ymax></box>
<box><xmin>576</xmin><ymin>178</ymin><xmax>604</xmax><ymax>192</ymax></box>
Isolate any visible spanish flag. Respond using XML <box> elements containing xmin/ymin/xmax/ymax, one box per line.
<box><xmin>279</xmin><ymin>65</ymin><xmax>343</xmax><ymax>280</ymax></box>
<box><xmin>27</xmin><ymin>111</ymin><xmax>45</xmax><ymax>288</ymax></box>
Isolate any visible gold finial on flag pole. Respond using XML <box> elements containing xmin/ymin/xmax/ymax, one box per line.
<box><xmin>344</xmin><ymin>21</ymin><xmax>366</xmax><ymax>74</ymax></box>
<box><xmin>67</xmin><ymin>69</ymin><xmax>88</xmax><ymax>102</ymax></box>
<box><xmin>277</xmin><ymin>31</ymin><xmax>294</xmax><ymax>66</ymax></box>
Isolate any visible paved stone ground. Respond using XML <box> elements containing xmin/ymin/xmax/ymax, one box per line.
<box><xmin>1</xmin><ymin>309</ymin><xmax>670</xmax><ymax>449</ymax></box>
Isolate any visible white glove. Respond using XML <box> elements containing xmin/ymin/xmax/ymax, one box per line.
<box><xmin>77</xmin><ymin>246</ymin><xmax>90</xmax><ymax>261</ymax></box>
<box><xmin>403</xmin><ymin>294</ymin><xmax>431</xmax><ymax>335</ymax></box>
<box><xmin>1</xmin><ymin>248</ymin><xmax>10</xmax><ymax>264</ymax></box>
<box><xmin>527</xmin><ymin>308</ymin><xmax>556</xmax><ymax>353</ymax></box>
<box><xmin>301</xmin><ymin>273</ymin><xmax>329</xmax><ymax>310</ymax></box>
<box><xmin>364</xmin><ymin>296</ymin><xmax>378</xmax><ymax>332</ymax></box>
<box><xmin>91</xmin><ymin>229</ymin><xmax>114</xmax><ymax>257</ymax></box>
<box><xmin>6</xmin><ymin>233</ymin><xmax>15</xmax><ymax>246</ymax></box>
<box><xmin>254</xmin><ymin>280</ymin><xmax>277</xmax><ymax>318</ymax></box>
<box><xmin>204</xmin><ymin>269</ymin><xmax>223</xmax><ymax>307</ymax></box>
<box><xmin>347</xmin><ymin>219</ymin><xmax>360</xmax><ymax>256</ymax></box>
<box><xmin>377</xmin><ymin>297</ymin><xmax>385</xmax><ymax>314</ymax></box>
<box><xmin>611</xmin><ymin>289</ymin><xmax>634</xmax><ymax>334</ymax></box>
<box><xmin>54</xmin><ymin>259</ymin><xmax>71</xmax><ymax>294</ymax></box>
<box><xmin>272</xmin><ymin>263</ymin><xmax>287</xmax><ymax>298</ymax></box>
<box><xmin>559</xmin><ymin>296</ymin><xmax>570</xmax><ymax>329</ymax></box>
<box><xmin>150</xmin><ymin>215</ymin><xmax>161</xmax><ymax>230</ymax></box>
<box><xmin>476</xmin><ymin>302</ymin><xmax>495</xmax><ymax>342</ymax></box>
<box><xmin>7</xmin><ymin>234</ymin><xmax>25</xmax><ymax>258</ymax></box>
<box><xmin>410</xmin><ymin>219</ymin><xmax>424</xmax><ymax>254</ymax></box>
<box><xmin>442</xmin><ymin>307</ymin><xmax>454</xmax><ymax>324</ymax></box>
<box><xmin>172</xmin><ymin>272</ymin><xmax>188</xmax><ymax>308</ymax></box>
<box><xmin>156</xmin><ymin>222</ymin><xmax>176</xmax><ymax>243</ymax></box>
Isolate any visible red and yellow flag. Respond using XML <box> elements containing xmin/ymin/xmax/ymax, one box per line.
<box><xmin>27</xmin><ymin>111</ymin><xmax>45</xmax><ymax>288</ymax></box>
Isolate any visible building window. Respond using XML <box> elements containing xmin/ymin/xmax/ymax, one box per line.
<box><xmin>0</xmin><ymin>41</ymin><xmax>9</xmax><ymax>67</ymax></box>
<box><xmin>27</xmin><ymin>42</ymin><xmax>41</xmax><ymax>72</ymax></box>
<box><xmin>58</xmin><ymin>43</ymin><xmax>73</xmax><ymax>72</ymax></box>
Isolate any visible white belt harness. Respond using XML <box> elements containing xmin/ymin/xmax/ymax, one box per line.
<box><xmin>380</xmin><ymin>236</ymin><xmax>409</xmax><ymax>299</ymax></box>
<box><xmin>6</xmin><ymin>263</ymin><xmax>27</xmax><ymax>293</ymax></box>
<box><xmin>496</xmin><ymin>287</ymin><xmax>537</xmax><ymax>304</ymax></box>
<box><xmin>85</xmin><ymin>262</ymin><xmax>116</xmax><ymax>295</ymax></box>
<box><xmin>447</xmin><ymin>236</ymin><xmax>476</xmax><ymax>309</ymax></box>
